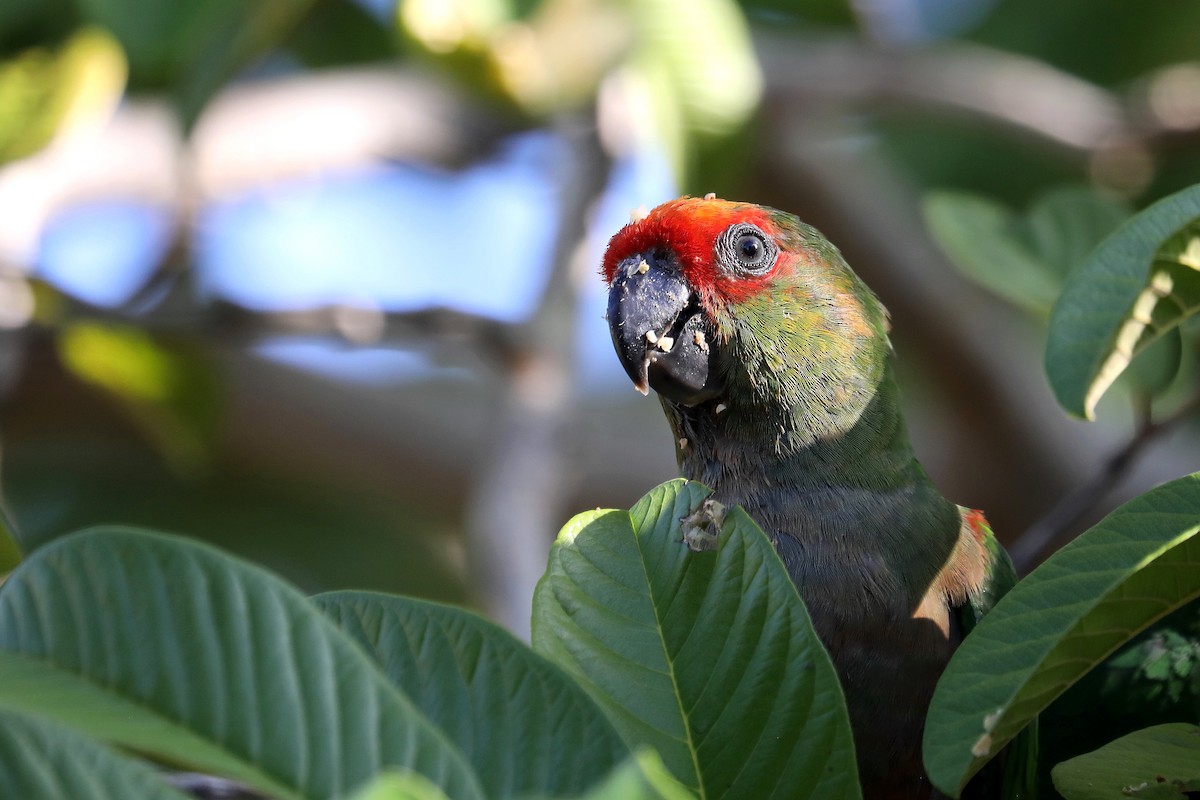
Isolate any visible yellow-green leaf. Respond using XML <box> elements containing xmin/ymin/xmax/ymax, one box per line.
<box><xmin>924</xmin><ymin>473</ymin><xmax>1200</xmax><ymax>797</ymax></box>
<box><xmin>56</xmin><ymin>322</ymin><xmax>220</xmax><ymax>471</ymax></box>
<box><xmin>1045</xmin><ymin>184</ymin><xmax>1200</xmax><ymax>419</ymax></box>
<box><xmin>0</xmin><ymin>27</ymin><xmax>126</xmax><ymax>164</ymax></box>
<box><xmin>1052</xmin><ymin>723</ymin><xmax>1200</xmax><ymax>800</ymax></box>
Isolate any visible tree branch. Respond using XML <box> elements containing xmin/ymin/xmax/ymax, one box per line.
<box><xmin>758</xmin><ymin>33</ymin><xmax>1132</xmax><ymax>152</ymax></box>
<box><xmin>1009</xmin><ymin>393</ymin><xmax>1200</xmax><ymax>573</ymax></box>
<box><xmin>463</xmin><ymin>109</ymin><xmax>612</xmax><ymax>638</ymax></box>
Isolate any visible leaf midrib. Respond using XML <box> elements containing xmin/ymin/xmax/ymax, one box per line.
<box><xmin>633</xmin><ymin>507</ymin><xmax>708</xmax><ymax>800</ymax></box>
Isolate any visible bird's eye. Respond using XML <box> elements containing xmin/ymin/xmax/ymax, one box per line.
<box><xmin>718</xmin><ymin>223</ymin><xmax>777</xmax><ymax>276</ymax></box>
<box><xmin>736</xmin><ymin>233</ymin><xmax>765</xmax><ymax>265</ymax></box>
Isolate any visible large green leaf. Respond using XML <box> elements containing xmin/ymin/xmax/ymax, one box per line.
<box><xmin>0</xmin><ymin>649</ymin><xmax>284</xmax><ymax>791</ymax></box>
<box><xmin>0</xmin><ymin>527</ymin><xmax>484</xmax><ymax>800</ymax></box>
<box><xmin>1052</xmin><ymin>723</ymin><xmax>1200</xmax><ymax>800</ymax></box>
<box><xmin>314</xmin><ymin>591</ymin><xmax>629</xmax><ymax>799</ymax></box>
<box><xmin>1045</xmin><ymin>184</ymin><xmax>1200</xmax><ymax>419</ymax></box>
<box><xmin>532</xmin><ymin>479</ymin><xmax>860</xmax><ymax>800</ymax></box>
<box><xmin>0</xmin><ymin>708</ymin><xmax>192</xmax><ymax>800</ymax></box>
<box><xmin>924</xmin><ymin>473</ymin><xmax>1200</xmax><ymax>797</ymax></box>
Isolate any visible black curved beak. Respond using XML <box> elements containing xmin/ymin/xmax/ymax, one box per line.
<box><xmin>606</xmin><ymin>253</ymin><xmax>723</xmax><ymax>406</ymax></box>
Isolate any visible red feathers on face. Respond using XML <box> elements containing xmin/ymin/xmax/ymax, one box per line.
<box><xmin>601</xmin><ymin>197</ymin><xmax>783</xmax><ymax>306</ymax></box>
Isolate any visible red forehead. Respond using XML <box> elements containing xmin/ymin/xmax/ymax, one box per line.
<box><xmin>601</xmin><ymin>197</ymin><xmax>778</xmax><ymax>296</ymax></box>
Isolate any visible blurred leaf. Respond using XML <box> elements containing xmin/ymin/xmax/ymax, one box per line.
<box><xmin>924</xmin><ymin>472</ymin><xmax>1200</xmax><ymax>797</ymax></box>
<box><xmin>347</xmin><ymin>771</ymin><xmax>452</xmax><ymax>800</ymax></box>
<box><xmin>532</xmin><ymin>479</ymin><xmax>861</xmax><ymax>799</ymax></box>
<box><xmin>56</xmin><ymin>322</ymin><xmax>220</xmax><ymax>472</ymax></box>
<box><xmin>4</xmin><ymin>441</ymin><xmax>467</xmax><ymax>603</ymax></box>
<box><xmin>0</xmin><ymin>708</ymin><xmax>192</xmax><ymax>800</ymax></box>
<box><xmin>923</xmin><ymin>187</ymin><xmax>1128</xmax><ymax>313</ymax></box>
<box><xmin>0</xmin><ymin>27</ymin><xmax>126</xmax><ymax>164</ymax></box>
<box><xmin>398</xmin><ymin>0</ymin><xmax>760</xmax><ymax>179</ymax></box>
<box><xmin>78</xmin><ymin>0</ymin><xmax>314</xmax><ymax>129</ymax></box>
<box><xmin>1025</xmin><ymin>187</ymin><xmax>1131</xmax><ymax>281</ymax></box>
<box><xmin>737</xmin><ymin>0</ymin><xmax>855</xmax><ymax>27</ymax></box>
<box><xmin>0</xmin><ymin>502</ymin><xmax>20</xmax><ymax>573</ymax></box>
<box><xmin>287</xmin><ymin>0</ymin><xmax>397</xmax><ymax>68</ymax></box>
<box><xmin>1046</xmin><ymin>184</ymin><xmax>1200</xmax><ymax>419</ymax></box>
<box><xmin>924</xmin><ymin>190</ymin><xmax>1060</xmax><ymax>310</ymax></box>
<box><xmin>397</xmin><ymin>0</ymin><xmax>529</xmax><ymax>104</ymax></box>
<box><xmin>490</xmin><ymin>0</ymin><xmax>630</xmax><ymax>114</ymax></box>
<box><xmin>971</xmin><ymin>0</ymin><xmax>1200</xmax><ymax>89</ymax></box>
<box><xmin>399</xmin><ymin>0</ymin><xmax>629</xmax><ymax>116</ymax></box>
<box><xmin>578</xmin><ymin>750</ymin><xmax>697</xmax><ymax>800</ymax></box>
<box><xmin>315</xmin><ymin>591</ymin><xmax>628</xmax><ymax>799</ymax></box>
<box><xmin>1051</xmin><ymin>723</ymin><xmax>1200</xmax><ymax>800</ymax></box>
<box><xmin>624</xmin><ymin>0</ymin><xmax>761</xmax><ymax>182</ymax></box>
<box><xmin>0</xmin><ymin>527</ymin><xmax>485</xmax><ymax>800</ymax></box>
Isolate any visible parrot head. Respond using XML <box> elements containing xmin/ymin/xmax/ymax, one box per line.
<box><xmin>603</xmin><ymin>196</ymin><xmax>891</xmax><ymax>436</ymax></box>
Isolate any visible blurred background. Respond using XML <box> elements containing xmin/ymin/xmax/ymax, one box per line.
<box><xmin>2</xmin><ymin>0</ymin><xmax>1198</xmax><ymax>638</ymax></box>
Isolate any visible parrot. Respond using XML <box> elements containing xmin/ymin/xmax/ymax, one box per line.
<box><xmin>602</xmin><ymin>195</ymin><xmax>1025</xmax><ymax>799</ymax></box>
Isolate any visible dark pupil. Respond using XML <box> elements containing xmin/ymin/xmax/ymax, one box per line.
<box><xmin>737</xmin><ymin>234</ymin><xmax>763</xmax><ymax>263</ymax></box>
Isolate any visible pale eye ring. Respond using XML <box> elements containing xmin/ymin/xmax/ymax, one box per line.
<box><xmin>718</xmin><ymin>223</ymin><xmax>777</xmax><ymax>276</ymax></box>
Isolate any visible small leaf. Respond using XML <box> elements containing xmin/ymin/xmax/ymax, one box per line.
<box><xmin>346</xmin><ymin>771</ymin><xmax>452</xmax><ymax>800</ymax></box>
<box><xmin>1051</xmin><ymin>723</ymin><xmax>1200</xmax><ymax>800</ymax></box>
<box><xmin>579</xmin><ymin>749</ymin><xmax>697</xmax><ymax>800</ymax></box>
<box><xmin>0</xmin><ymin>708</ymin><xmax>192</xmax><ymax>800</ymax></box>
<box><xmin>0</xmin><ymin>527</ymin><xmax>484</xmax><ymax>800</ymax></box>
<box><xmin>1045</xmin><ymin>184</ymin><xmax>1200</xmax><ymax>419</ymax></box>
<box><xmin>315</xmin><ymin>591</ymin><xmax>628</xmax><ymax>799</ymax></box>
<box><xmin>0</xmin><ymin>27</ymin><xmax>126</xmax><ymax>164</ymax></box>
<box><xmin>532</xmin><ymin>479</ymin><xmax>861</xmax><ymax>799</ymax></box>
<box><xmin>924</xmin><ymin>473</ymin><xmax>1200</xmax><ymax>797</ymax></box>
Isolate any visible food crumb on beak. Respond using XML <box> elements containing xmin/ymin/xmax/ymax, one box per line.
<box><xmin>629</xmin><ymin>205</ymin><xmax>649</xmax><ymax>223</ymax></box>
<box><xmin>636</xmin><ymin>259</ymin><xmax>650</xmax><ymax>274</ymax></box>
<box><xmin>692</xmin><ymin>330</ymin><xmax>709</xmax><ymax>353</ymax></box>
<box><xmin>657</xmin><ymin>335</ymin><xmax>674</xmax><ymax>352</ymax></box>
<box><xmin>645</xmin><ymin>329</ymin><xmax>658</xmax><ymax>344</ymax></box>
